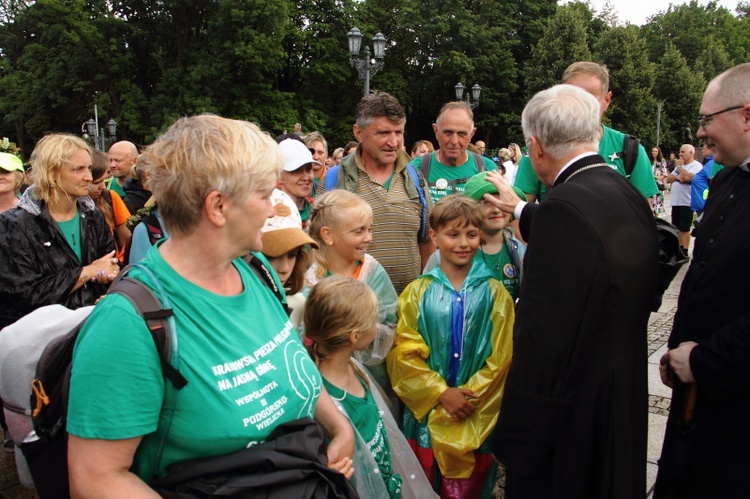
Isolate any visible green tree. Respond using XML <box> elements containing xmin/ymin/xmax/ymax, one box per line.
<box><xmin>693</xmin><ymin>35</ymin><xmax>733</xmax><ymax>82</ymax></box>
<box><xmin>524</xmin><ymin>3</ymin><xmax>593</xmax><ymax>98</ymax></box>
<box><xmin>641</xmin><ymin>1</ymin><xmax>748</xmax><ymax>67</ymax></box>
<box><xmin>594</xmin><ymin>24</ymin><xmax>657</xmax><ymax>144</ymax></box>
<box><xmin>652</xmin><ymin>43</ymin><xmax>705</xmax><ymax>153</ymax></box>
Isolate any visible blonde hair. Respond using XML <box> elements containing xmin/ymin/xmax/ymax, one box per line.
<box><xmin>138</xmin><ymin>114</ymin><xmax>281</xmax><ymax>235</ymax></box>
<box><xmin>430</xmin><ymin>194</ymin><xmax>483</xmax><ymax>231</ymax></box>
<box><xmin>304</xmin><ymin>275</ymin><xmax>378</xmax><ymax>365</ymax></box>
<box><xmin>30</xmin><ymin>134</ymin><xmax>92</xmax><ymax>205</ymax></box>
<box><xmin>508</xmin><ymin>143</ymin><xmax>523</xmax><ymax>164</ymax></box>
<box><xmin>562</xmin><ymin>61</ymin><xmax>610</xmax><ymax>95</ymax></box>
<box><xmin>308</xmin><ymin>190</ymin><xmax>372</xmax><ymax>279</ymax></box>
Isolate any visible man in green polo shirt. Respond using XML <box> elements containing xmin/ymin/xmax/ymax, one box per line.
<box><xmin>409</xmin><ymin>101</ymin><xmax>497</xmax><ymax>202</ymax></box>
<box><xmin>514</xmin><ymin>62</ymin><xmax>659</xmax><ymax>202</ymax></box>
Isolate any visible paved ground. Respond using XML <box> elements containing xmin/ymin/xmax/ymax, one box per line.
<box><xmin>1</xmin><ymin>193</ymin><xmax>683</xmax><ymax>499</ymax></box>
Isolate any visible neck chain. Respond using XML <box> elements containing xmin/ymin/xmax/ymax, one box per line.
<box><xmin>563</xmin><ymin>162</ymin><xmax>608</xmax><ymax>183</ymax></box>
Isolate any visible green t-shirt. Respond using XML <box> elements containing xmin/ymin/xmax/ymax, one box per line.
<box><xmin>56</xmin><ymin>209</ymin><xmax>81</xmax><ymax>262</ymax></box>
<box><xmin>68</xmin><ymin>243</ymin><xmax>321</xmax><ymax>481</ymax></box>
<box><xmin>108</xmin><ymin>178</ymin><xmax>126</xmax><ymax>197</ymax></box>
<box><xmin>513</xmin><ymin>125</ymin><xmax>659</xmax><ymax>201</ymax></box>
<box><xmin>323</xmin><ymin>376</ymin><xmax>402</xmax><ymax>499</ymax></box>
<box><xmin>476</xmin><ymin>246</ymin><xmax>519</xmax><ymax>300</ymax></box>
<box><xmin>410</xmin><ymin>152</ymin><xmax>497</xmax><ymax>202</ymax></box>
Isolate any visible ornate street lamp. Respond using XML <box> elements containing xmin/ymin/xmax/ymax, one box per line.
<box><xmin>455</xmin><ymin>82</ymin><xmax>481</xmax><ymax>109</ymax></box>
<box><xmin>347</xmin><ymin>27</ymin><xmax>387</xmax><ymax>96</ymax></box>
<box><xmin>81</xmin><ymin>106</ymin><xmax>117</xmax><ymax>151</ymax></box>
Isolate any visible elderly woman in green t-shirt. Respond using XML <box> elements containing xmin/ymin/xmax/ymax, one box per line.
<box><xmin>67</xmin><ymin>115</ymin><xmax>354</xmax><ymax>497</ymax></box>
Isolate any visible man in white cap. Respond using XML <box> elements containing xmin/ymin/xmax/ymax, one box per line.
<box><xmin>277</xmin><ymin>138</ymin><xmax>321</xmax><ymax>229</ymax></box>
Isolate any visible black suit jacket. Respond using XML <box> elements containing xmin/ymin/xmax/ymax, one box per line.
<box><xmin>492</xmin><ymin>154</ymin><xmax>659</xmax><ymax>499</ymax></box>
<box><xmin>654</xmin><ymin>167</ymin><xmax>750</xmax><ymax>498</ymax></box>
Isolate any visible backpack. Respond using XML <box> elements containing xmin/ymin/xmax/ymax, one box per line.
<box><xmin>20</xmin><ymin>264</ymin><xmax>186</xmax><ymax>499</ymax></box>
<box><xmin>123</xmin><ymin>208</ymin><xmax>165</xmax><ymax>264</ymax></box>
<box><xmin>324</xmin><ymin>162</ymin><xmax>429</xmax><ymax>239</ymax></box>
<box><xmin>5</xmin><ymin>257</ymin><xmax>287</xmax><ymax>499</ymax></box>
<box><xmin>621</xmin><ymin>134</ymin><xmax>640</xmax><ymax>179</ymax></box>
<box><xmin>419</xmin><ymin>151</ymin><xmax>486</xmax><ymax>192</ymax></box>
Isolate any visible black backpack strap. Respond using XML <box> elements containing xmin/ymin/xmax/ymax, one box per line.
<box><xmin>244</xmin><ymin>255</ymin><xmax>292</xmax><ymax>317</ymax></box>
<box><xmin>622</xmin><ymin>134</ymin><xmax>640</xmax><ymax>179</ymax></box>
<box><xmin>419</xmin><ymin>152</ymin><xmax>432</xmax><ymax>185</ymax></box>
<box><xmin>472</xmin><ymin>152</ymin><xmax>485</xmax><ymax>173</ymax></box>
<box><xmin>109</xmin><ymin>276</ymin><xmax>188</xmax><ymax>389</ymax></box>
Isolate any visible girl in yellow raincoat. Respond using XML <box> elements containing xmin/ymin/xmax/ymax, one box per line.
<box><xmin>386</xmin><ymin>195</ymin><xmax>514</xmax><ymax>498</ymax></box>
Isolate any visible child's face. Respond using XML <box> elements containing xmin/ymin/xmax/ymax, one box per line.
<box><xmin>481</xmin><ymin>195</ymin><xmax>511</xmax><ymax>233</ymax></box>
<box><xmin>329</xmin><ymin>215</ymin><xmax>373</xmax><ymax>263</ymax></box>
<box><xmin>431</xmin><ymin>220</ymin><xmax>481</xmax><ymax>271</ymax></box>
<box><xmin>267</xmin><ymin>249</ymin><xmax>298</xmax><ymax>285</ymax></box>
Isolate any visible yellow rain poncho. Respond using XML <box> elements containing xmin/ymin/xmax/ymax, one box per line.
<box><xmin>386</xmin><ymin>260</ymin><xmax>514</xmax><ymax>496</ymax></box>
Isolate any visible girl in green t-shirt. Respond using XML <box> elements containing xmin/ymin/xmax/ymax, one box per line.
<box><xmin>305</xmin><ymin>276</ymin><xmax>439</xmax><ymax>499</ymax></box>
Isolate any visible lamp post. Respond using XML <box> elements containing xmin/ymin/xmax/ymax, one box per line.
<box><xmin>455</xmin><ymin>82</ymin><xmax>481</xmax><ymax>109</ymax></box>
<box><xmin>81</xmin><ymin>105</ymin><xmax>117</xmax><ymax>151</ymax></box>
<box><xmin>347</xmin><ymin>27</ymin><xmax>386</xmax><ymax>96</ymax></box>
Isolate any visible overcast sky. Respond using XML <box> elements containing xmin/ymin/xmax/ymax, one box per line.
<box><xmin>574</xmin><ymin>0</ymin><xmax>741</xmax><ymax>26</ymax></box>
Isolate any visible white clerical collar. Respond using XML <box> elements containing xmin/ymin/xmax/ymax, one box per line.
<box><xmin>739</xmin><ymin>156</ymin><xmax>750</xmax><ymax>172</ymax></box>
<box><xmin>553</xmin><ymin>152</ymin><xmax>598</xmax><ymax>184</ymax></box>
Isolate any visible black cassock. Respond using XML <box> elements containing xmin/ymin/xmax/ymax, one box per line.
<box><xmin>654</xmin><ymin>166</ymin><xmax>750</xmax><ymax>499</ymax></box>
<box><xmin>492</xmin><ymin>154</ymin><xmax>659</xmax><ymax>499</ymax></box>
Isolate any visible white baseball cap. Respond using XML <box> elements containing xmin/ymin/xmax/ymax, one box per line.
<box><xmin>278</xmin><ymin>138</ymin><xmax>321</xmax><ymax>172</ymax></box>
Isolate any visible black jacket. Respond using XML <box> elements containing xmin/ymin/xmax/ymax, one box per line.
<box><xmin>122</xmin><ymin>178</ymin><xmax>151</xmax><ymax>214</ymax></box>
<box><xmin>0</xmin><ymin>188</ymin><xmax>114</xmax><ymax>329</ymax></box>
<box><xmin>654</xmin><ymin>167</ymin><xmax>750</xmax><ymax>498</ymax></box>
<box><xmin>492</xmin><ymin>154</ymin><xmax>659</xmax><ymax>499</ymax></box>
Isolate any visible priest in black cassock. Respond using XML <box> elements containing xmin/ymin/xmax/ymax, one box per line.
<box><xmin>485</xmin><ymin>84</ymin><xmax>659</xmax><ymax>499</ymax></box>
<box><xmin>654</xmin><ymin>63</ymin><xmax>750</xmax><ymax>499</ymax></box>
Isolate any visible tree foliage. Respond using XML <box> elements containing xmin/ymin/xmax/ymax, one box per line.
<box><xmin>0</xmin><ymin>0</ymin><xmax>746</xmax><ymax>157</ymax></box>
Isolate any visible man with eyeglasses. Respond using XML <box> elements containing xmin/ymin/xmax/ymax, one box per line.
<box><xmin>655</xmin><ymin>63</ymin><xmax>750</xmax><ymax>499</ymax></box>
<box><xmin>666</xmin><ymin>144</ymin><xmax>702</xmax><ymax>252</ymax></box>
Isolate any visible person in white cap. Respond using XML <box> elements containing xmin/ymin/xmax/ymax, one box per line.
<box><xmin>0</xmin><ymin>152</ymin><xmax>25</xmax><ymax>213</ymax></box>
<box><xmin>277</xmin><ymin>137</ymin><xmax>321</xmax><ymax>228</ymax></box>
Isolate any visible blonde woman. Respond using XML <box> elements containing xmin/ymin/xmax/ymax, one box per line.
<box><xmin>0</xmin><ymin>134</ymin><xmax>117</xmax><ymax>329</ymax></box>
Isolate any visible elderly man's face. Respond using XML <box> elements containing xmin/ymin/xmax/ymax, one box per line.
<box><xmin>697</xmin><ymin>82</ymin><xmax>749</xmax><ymax>167</ymax></box>
<box><xmin>679</xmin><ymin>145</ymin><xmax>694</xmax><ymax>164</ymax></box>
<box><xmin>476</xmin><ymin>141</ymin><xmax>486</xmax><ymax>155</ymax></box>
<box><xmin>433</xmin><ymin>108</ymin><xmax>476</xmax><ymax>165</ymax></box>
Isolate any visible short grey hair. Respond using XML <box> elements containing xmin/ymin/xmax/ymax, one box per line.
<box><xmin>522</xmin><ymin>84</ymin><xmax>600</xmax><ymax>160</ymax></box>
<box><xmin>355</xmin><ymin>91</ymin><xmax>406</xmax><ymax>129</ymax></box>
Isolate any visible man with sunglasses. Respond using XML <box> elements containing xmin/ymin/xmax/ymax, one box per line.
<box><xmin>655</xmin><ymin>63</ymin><xmax>750</xmax><ymax>499</ymax></box>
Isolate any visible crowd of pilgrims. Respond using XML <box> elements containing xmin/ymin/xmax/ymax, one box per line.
<box><xmin>0</xmin><ymin>119</ymin><xmax>529</xmax><ymax>499</ymax></box>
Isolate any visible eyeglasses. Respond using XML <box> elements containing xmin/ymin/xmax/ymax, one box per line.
<box><xmin>697</xmin><ymin>105</ymin><xmax>746</xmax><ymax>128</ymax></box>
